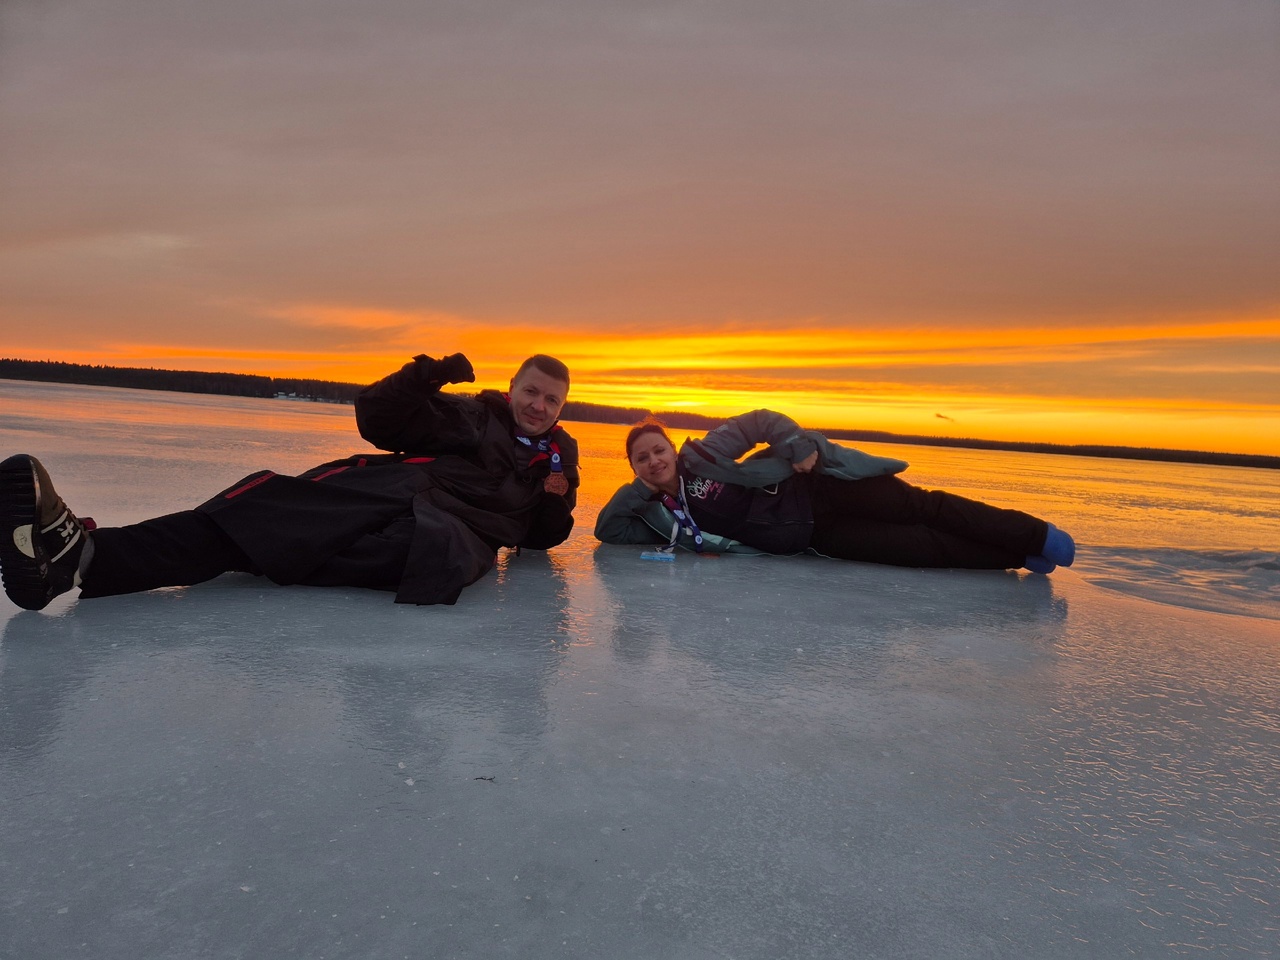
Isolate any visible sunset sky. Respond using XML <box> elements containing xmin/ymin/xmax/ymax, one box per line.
<box><xmin>2</xmin><ymin>0</ymin><xmax>1277</xmax><ymax>455</ymax></box>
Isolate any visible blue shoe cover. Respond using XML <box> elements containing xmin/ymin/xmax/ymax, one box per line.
<box><xmin>1023</xmin><ymin>555</ymin><xmax>1056</xmax><ymax>575</ymax></box>
<box><xmin>1041</xmin><ymin>523</ymin><xmax>1076</xmax><ymax>567</ymax></box>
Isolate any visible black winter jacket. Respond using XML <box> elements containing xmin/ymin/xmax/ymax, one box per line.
<box><xmin>197</xmin><ymin>355</ymin><xmax>579</xmax><ymax>604</ymax></box>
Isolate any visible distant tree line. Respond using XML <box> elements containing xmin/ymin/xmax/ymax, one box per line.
<box><xmin>3</xmin><ymin>357</ymin><xmax>1277</xmax><ymax>469</ymax></box>
<box><xmin>642</xmin><ymin>417</ymin><xmax>1278</xmax><ymax>469</ymax></box>
<box><xmin>1</xmin><ymin>359</ymin><xmax>364</xmax><ymax>403</ymax></box>
<box><xmin>272</xmin><ymin>378</ymin><xmax>365</xmax><ymax>402</ymax></box>
<box><xmin>560</xmin><ymin>400</ymin><xmax>648</xmax><ymax>424</ymax></box>
<box><xmin>813</xmin><ymin>428</ymin><xmax>1280</xmax><ymax>471</ymax></box>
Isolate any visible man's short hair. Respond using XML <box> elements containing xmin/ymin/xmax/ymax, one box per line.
<box><xmin>515</xmin><ymin>354</ymin><xmax>570</xmax><ymax>388</ymax></box>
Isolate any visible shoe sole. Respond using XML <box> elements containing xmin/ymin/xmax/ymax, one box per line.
<box><xmin>0</xmin><ymin>454</ymin><xmax>52</xmax><ymax>611</ymax></box>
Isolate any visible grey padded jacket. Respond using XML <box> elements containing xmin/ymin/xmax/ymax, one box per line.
<box><xmin>593</xmin><ymin>409</ymin><xmax>908</xmax><ymax>553</ymax></box>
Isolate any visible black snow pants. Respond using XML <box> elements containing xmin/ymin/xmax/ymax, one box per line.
<box><xmin>806</xmin><ymin>474</ymin><xmax>1047</xmax><ymax>569</ymax></box>
<box><xmin>79</xmin><ymin>509</ymin><xmax>413</xmax><ymax>598</ymax></box>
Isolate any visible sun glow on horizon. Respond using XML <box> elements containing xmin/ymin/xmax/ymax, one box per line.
<box><xmin>8</xmin><ymin>312</ymin><xmax>1279</xmax><ymax>457</ymax></box>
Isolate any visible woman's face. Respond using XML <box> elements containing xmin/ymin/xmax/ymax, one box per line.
<box><xmin>629</xmin><ymin>432</ymin><xmax>678</xmax><ymax>491</ymax></box>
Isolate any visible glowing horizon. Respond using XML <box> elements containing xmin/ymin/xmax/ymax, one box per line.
<box><xmin>8</xmin><ymin>310</ymin><xmax>1279</xmax><ymax>457</ymax></box>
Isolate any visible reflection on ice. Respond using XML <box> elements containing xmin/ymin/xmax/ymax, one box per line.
<box><xmin>1078</xmin><ymin>546</ymin><xmax>1280</xmax><ymax>621</ymax></box>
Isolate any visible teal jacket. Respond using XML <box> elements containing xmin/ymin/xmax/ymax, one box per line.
<box><xmin>593</xmin><ymin>409</ymin><xmax>908</xmax><ymax>553</ymax></box>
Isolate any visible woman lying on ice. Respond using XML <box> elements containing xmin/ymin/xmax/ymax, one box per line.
<box><xmin>593</xmin><ymin>410</ymin><xmax>1076</xmax><ymax>573</ymax></box>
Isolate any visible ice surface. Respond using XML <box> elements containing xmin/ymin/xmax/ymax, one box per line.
<box><xmin>2</xmin><ymin>381</ymin><xmax>1278</xmax><ymax>959</ymax></box>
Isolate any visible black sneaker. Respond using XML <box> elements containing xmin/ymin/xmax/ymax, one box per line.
<box><xmin>0</xmin><ymin>454</ymin><xmax>93</xmax><ymax>611</ymax></box>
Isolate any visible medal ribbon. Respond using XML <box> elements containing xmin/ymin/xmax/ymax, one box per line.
<box><xmin>514</xmin><ymin>433</ymin><xmax>563</xmax><ymax>474</ymax></box>
<box><xmin>658</xmin><ymin>479</ymin><xmax>703</xmax><ymax>553</ymax></box>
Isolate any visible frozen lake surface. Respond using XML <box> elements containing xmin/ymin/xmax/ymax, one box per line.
<box><xmin>2</xmin><ymin>380</ymin><xmax>1278</xmax><ymax>959</ymax></box>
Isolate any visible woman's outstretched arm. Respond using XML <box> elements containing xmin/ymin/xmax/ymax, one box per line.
<box><xmin>594</xmin><ymin>479</ymin><xmax>668</xmax><ymax>545</ymax></box>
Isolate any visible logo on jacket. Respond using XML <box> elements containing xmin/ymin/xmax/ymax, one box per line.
<box><xmin>684</xmin><ymin>477</ymin><xmax>724</xmax><ymax>501</ymax></box>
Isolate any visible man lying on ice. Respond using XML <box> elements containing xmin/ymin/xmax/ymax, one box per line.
<box><xmin>0</xmin><ymin>351</ymin><xmax>579</xmax><ymax>609</ymax></box>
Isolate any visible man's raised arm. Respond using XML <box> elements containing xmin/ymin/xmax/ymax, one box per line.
<box><xmin>355</xmin><ymin>353</ymin><xmax>478</xmax><ymax>454</ymax></box>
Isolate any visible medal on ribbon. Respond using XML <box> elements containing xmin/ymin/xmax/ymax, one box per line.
<box><xmin>516</xmin><ymin>432</ymin><xmax>569</xmax><ymax>495</ymax></box>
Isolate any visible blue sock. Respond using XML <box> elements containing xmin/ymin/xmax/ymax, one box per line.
<box><xmin>1040</xmin><ymin>523</ymin><xmax>1076</xmax><ymax>567</ymax></box>
<box><xmin>1023</xmin><ymin>555</ymin><xmax>1056</xmax><ymax>575</ymax></box>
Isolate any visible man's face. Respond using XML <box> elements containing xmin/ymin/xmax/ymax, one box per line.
<box><xmin>509</xmin><ymin>366</ymin><xmax>568</xmax><ymax>436</ymax></box>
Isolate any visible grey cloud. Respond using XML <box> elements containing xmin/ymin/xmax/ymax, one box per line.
<box><xmin>1</xmin><ymin>0</ymin><xmax>1277</xmax><ymax>332</ymax></box>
